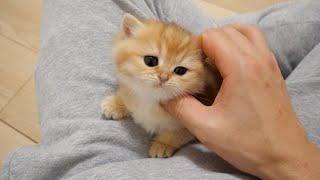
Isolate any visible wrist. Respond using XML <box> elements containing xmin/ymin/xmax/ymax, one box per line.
<box><xmin>258</xmin><ymin>142</ymin><xmax>320</xmax><ymax>180</ymax></box>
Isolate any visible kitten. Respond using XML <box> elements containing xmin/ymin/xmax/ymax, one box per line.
<box><xmin>101</xmin><ymin>14</ymin><xmax>220</xmax><ymax>158</ymax></box>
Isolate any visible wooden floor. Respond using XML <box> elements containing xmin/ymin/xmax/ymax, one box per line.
<box><xmin>0</xmin><ymin>0</ymin><xmax>284</xmax><ymax>175</ymax></box>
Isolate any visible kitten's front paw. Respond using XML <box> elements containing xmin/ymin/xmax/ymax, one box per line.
<box><xmin>101</xmin><ymin>96</ymin><xmax>128</xmax><ymax>120</ymax></box>
<box><xmin>149</xmin><ymin>141</ymin><xmax>176</xmax><ymax>158</ymax></box>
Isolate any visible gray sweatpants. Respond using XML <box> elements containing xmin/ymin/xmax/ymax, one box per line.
<box><xmin>2</xmin><ymin>0</ymin><xmax>320</xmax><ymax>179</ymax></box>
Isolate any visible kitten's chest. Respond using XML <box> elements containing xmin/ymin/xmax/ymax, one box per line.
<box><xmin>124</xmin><ymin>95</ymin><xmax>182</xmax><ymax>134</ymax></box>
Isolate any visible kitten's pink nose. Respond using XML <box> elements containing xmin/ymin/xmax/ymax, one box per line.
<box><xmin>159</xmin><ymin>73</ymin><xmax>169</xmax><ymax>83</ymax></box>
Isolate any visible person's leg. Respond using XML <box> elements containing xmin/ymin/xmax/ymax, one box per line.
<box><xmin>217</xmin><ymin>0</ymin><xmax>320</xmax><ymax>78</ymax></box>
<box><xmin>285</xmin><ymin>43</ymin><xmax>320</xmax><ymax>146</ymax></box>
<box><xmin>3</xmin><ymin>0</ymin><xmax>219</xmax><ymax>179</ymax></box>
<box><xmin>4</xmin><ymin>0</ymin><xmax>319</xmax><ymax>179</ymax></box>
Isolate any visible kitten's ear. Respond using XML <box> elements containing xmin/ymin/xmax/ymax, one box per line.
<box><xmin>121</xmin><ymin>13</ymin><xmax>143</xmax><ymax>37</ymax></box>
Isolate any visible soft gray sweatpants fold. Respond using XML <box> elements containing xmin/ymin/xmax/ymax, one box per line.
<box><xmin>2</xmin><ymin>0</ymin><xmax>320</xmax><ymax>179</ymax></box>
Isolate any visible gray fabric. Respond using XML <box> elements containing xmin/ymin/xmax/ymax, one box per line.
<box><xmin>2</xmin><ymin>0</ymin><xmax>320</xmax><ymax>179</ymax></box>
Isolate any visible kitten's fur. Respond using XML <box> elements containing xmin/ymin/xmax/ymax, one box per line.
<box><xmin>102</xmin><ymin>14</ymin><xmax>220</xmax><ymax>158</ymax></box>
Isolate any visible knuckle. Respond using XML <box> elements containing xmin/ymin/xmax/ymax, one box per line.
<box><xmin>247</xmin><ymin>25</ymin><xmax>264</xmax><ymax>38</ymax></box>
<box><xmin>215</xmin><ymin>27</ymin><xmax>226</xmax><ymax>35</ymax></box>
<box><xmin>204</xmin><ymin>28</ymin><xmax>221</xmax><ymax>38</ymax></box>
<box><xmin>221</xmin><ymin>25</ymin><xmax>235</xmax><ymax>31</ymax></box>
<box><xmin>247</xmin><ymin>24</ymin><xmax>262</xmax><ymax>33</ymax></box>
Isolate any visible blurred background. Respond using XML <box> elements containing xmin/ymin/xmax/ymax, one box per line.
<box><xmin>0</xmin><ymin>0</ymin><xmax>285</xmax><ymax>174</ymax></box>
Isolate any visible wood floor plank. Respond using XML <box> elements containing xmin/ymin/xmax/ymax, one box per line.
<box><xmin>203</xmin><ymin>0</ymin><xmax>286</xmax><ymax>13</ymax></box>
<box><xmin>197</xmin><ymin>0</ymin><xmax>236</xmax><ymax>20</ymax></box>
<box><xmin>0</xmin><ymin>35</ymin><xmax>38</xmax><ymax>110</ymax></box>
<box><xmin>0</xmin><ymin>0</ymin><xmax>42</xmax><ymax>52</ymax></box>
<box><xmin>0</xmin><ymin>120</ymin><xmax>35</xmax><ymax>175</ymax></box>
<box><xmin>0</xmin><ymin>78</ymin><xmax>40</xmax><ymax>142</ymax></box>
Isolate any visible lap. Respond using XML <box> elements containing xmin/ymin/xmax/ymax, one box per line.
<box><xmin>4</xmin><ymin>1</ymin><xmax>232</xmax><ymax>179</ymax></box>
<box><xmin>4</xmin><ymin>0</ymin><xmax>320</xmax><ymax>179</ymax></box>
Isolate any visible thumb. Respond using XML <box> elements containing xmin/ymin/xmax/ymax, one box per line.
<box><xmin>162</xmin><ymin>96</ymin><xmax>210</xmax><ymax>133</ymax></box>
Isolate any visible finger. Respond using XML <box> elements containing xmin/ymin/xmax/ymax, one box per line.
<box><xmin>202</xmin><ymin>29</ymin><xmax>244</xmax><ymax>78</ymax></box>
<box><xmin>162</xmin><ymin>96</ymin><xmax>210</xmax><ymax>134</ymax></box>
<box><xmin>230</xmin><ymin>24</ymin><xmax>270</xmax><ymax>53</ymax></box>
<box><xmin>231</xmin><ymin>24</ymin><xmax>280</xmax><ymax>72</ymax></box>
<box><xmin>221</xmin><ymin>25</ymin><xmax>257</xmax><ymax>57</ymax></box>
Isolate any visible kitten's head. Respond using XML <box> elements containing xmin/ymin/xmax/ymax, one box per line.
<box><xmin>113</xmin><ymin>14</ymin><xmax>208</xmax><ymax>101</ymax></box>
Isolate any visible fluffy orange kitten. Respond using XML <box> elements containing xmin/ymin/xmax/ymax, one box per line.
<box><xmin>101</xmin><ymin>14</ymin><xmax>220</xmax><ymax>158</ymax></box>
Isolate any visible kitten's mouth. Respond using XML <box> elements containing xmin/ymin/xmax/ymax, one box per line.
<box><xmin>154</xmin><ymin>82</ymin><xmax>165</xmax><ymax>89</ymax></box>
<box><xmin>154</xmin><ymin>83</ymin><xmax>163</xmax><ymax>88</ymax></box>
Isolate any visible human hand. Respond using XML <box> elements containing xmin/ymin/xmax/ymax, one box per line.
<box><xmin>163</xmin><ymin>24</ymin><xmax>320</xmax><ymax>179</ymax></box>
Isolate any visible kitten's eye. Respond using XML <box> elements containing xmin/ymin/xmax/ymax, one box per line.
<box><xmin>144</xmin><ymin>56</ymin><xmax>158</xmax><ymax>67</ymax></box>
<box><xmin>174</xmin><ymin>66</ymin><xmax>188</xmax><ymax>75</ymax></box>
